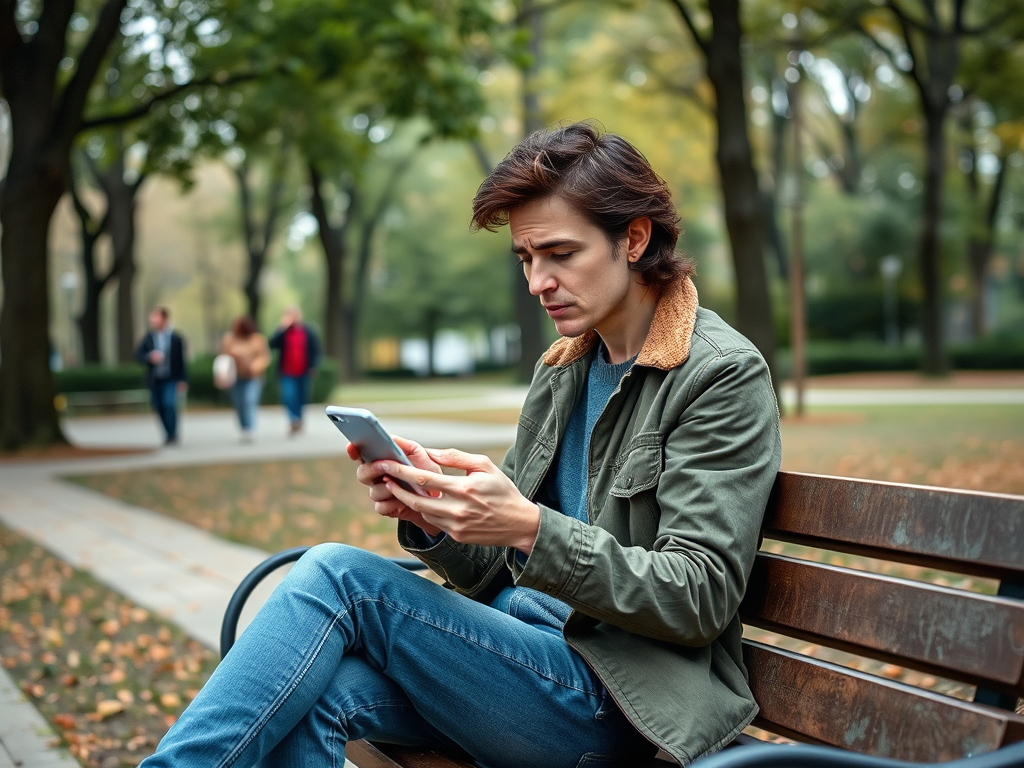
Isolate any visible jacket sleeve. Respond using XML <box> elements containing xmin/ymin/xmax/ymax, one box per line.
<box><xmin>176</xmin><ymin>335</ymin><xmax>188</xmax><ymax>382</ymax></box>
<box><xmin>511</xmin><ymin>348</ymin><xmax>781</xmax><ymax>647</ymax></box>
<box><xmin>307</xmin><ymin>326</ymin><xmax>321</xmax><ymax>369</ymax></box>
<box><xmin>396</xmin><ymin>443</ymin><xmax>517</xmax><ymax>597</ymax></box>
<box><xmin>133</xmin><ymin>334</ymin><xmax>152</xmax><ymax>365</ymax></box>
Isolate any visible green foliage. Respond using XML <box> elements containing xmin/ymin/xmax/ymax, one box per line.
<box><xmin>777</xmin><ymin>336</ymin><xmax>1024</xmax><ymax>378</ymax></box>
<box><xmin>54</xmin><ymin>365</ymin><xmax>146</xmax><ymax>393</ymax></box>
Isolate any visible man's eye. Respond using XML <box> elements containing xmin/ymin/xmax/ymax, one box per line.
<box><xmin>551</xmin><ymin>252</ymin><xmax>573</xmax><ymax>260</ymax></box>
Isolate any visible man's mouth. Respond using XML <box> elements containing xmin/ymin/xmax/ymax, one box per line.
<box><xmin>543</xmin><ymin>303</ymin><xmax>571</xmax><ymax>317</ymax></box>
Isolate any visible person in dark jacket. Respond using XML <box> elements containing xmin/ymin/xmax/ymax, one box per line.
<box><xmin>134</xmin><ymin>306</ymin><xmax>188</xmax><ymax>446</ymax></box>
<box><xmin>269</xmin><ymin>306</ymin><xmax>320</xmax><ymax>436</ymax></box>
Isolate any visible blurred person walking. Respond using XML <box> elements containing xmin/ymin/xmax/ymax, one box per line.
<box><xmin>220</xmin><ymin>316</ymin><xmax>271</xmax><ymax>443</ymax></box>
<box><xmin>269</xmin><ymin>306</ymin><xmax>320</xmax><ymax>436</ymax></box>
<box><xmin>134</xmin><ymin>306</ymin><xmax>188</xmax><ymax>446</ymax></box>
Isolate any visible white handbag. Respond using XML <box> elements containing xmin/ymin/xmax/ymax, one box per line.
<box><xmin>213</xmin><ymin>354</ymin><xmax>237</xmax><ymax>390</ymax></box>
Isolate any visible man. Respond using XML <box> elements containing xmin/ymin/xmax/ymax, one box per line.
<box><xmin>139</xmin><ymin>123</ymin><xmax>781</xmax><ymax>768</ymax></box>
<box><xmin>134</xmin><ymin>306</ymin><xmax>188</xmax><ymax>446</ymax></box>
<box><xmin>269</xmin><ymin>306</ymin><xmax>320</xmax><ymax>435</ymax></box>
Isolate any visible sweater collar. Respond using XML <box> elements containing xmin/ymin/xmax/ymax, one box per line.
<box><xmin>540</xmin><ymin>276</ymin><xmax>698</xmax><ymax>371</ymax></box>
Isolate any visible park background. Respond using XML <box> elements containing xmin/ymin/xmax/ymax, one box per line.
<box><xmin>2</xmin><ymin>1</ymin><xmax>1024</xmax><ymax>767</ymax></box>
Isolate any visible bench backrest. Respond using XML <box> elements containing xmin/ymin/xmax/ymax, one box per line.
<box><xmin>740</xmin><ymin>471</ymin><xmax>1024</xmax><ymax>762</ymax></box>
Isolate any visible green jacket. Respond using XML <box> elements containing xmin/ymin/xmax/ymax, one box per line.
<box><xmin>399</xmin><ymin>277</ymin><xmax>782</xmax><ymax>765</ymax></box>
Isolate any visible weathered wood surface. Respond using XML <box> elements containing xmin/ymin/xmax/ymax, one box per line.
<box><xmin>765</xmin><ymin>472</ymin><xmax>1024</xmax><ymax>580</ymax></box>
<box><xmin>742</xmin><ymin>553</ymin><xmax>1024</xmax><ymax>696</ymax></box>
<box><xmin>348</xmin><ymin>740</ymin><xmax>474</xmax><ymax>768</ymax></box>
<box><xmin>744</xmin><ymin>641</ymin><xmax>1024</xmax><ymax>762</ymax></box>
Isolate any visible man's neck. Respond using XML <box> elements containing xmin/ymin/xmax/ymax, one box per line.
<box><xmin>595</xmin><ymin>283</ymin><xmax>660</xmax><ymax>365</ymax></box>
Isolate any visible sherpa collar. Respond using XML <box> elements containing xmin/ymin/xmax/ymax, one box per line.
<box><xmin>540</xmin><ymin>276</ymin><xmax>698</xmax><ymax>371</ymax></box>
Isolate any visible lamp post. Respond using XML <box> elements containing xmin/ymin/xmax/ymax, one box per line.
<box><xmin>60</xmin><ymin>271</ymin><xmax>78</xmax><ymax>367</ymax></box>
<box><xmin>879</xmin><ymin>255</ymin><xmax>903</xmax><ymax>347</ymax></box>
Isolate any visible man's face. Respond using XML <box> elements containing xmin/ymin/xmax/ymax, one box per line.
<box><xmin>510</xmin><ymin>194</ymin><xmax>633</xmax><ymax>339</ymax></box>
<box><xmin>148</xmin><ymin>311</ymin><xmax>166</xmax><ymax>331</ymax></box>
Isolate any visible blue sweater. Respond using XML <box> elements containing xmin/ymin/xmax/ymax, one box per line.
<box><xmin>547</xmin><ymin>345</ymin><xmax>638</xmax><ymax>523</ymax></box>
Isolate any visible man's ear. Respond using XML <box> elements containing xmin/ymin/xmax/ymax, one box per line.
<box><xmin>625</xmin><ymin>217</ymin><xmax>652</xmax><ymax>263</ymax></box>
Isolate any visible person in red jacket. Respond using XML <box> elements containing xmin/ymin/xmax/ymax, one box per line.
<box><xmin>269</xmin><ymin>306</ymin><xmax>321</xmax><ymax>435</ymax></box>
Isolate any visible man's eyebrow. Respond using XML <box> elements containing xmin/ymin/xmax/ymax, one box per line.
<box><xmin>510</xmin><ymin>238</ymin><xmax>579</xmax><ymax>255</ymax></box>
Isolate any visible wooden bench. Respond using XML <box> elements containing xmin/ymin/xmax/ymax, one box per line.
<box><xmin>221</xmin><ymin>471</ymin><xmax>1024</xmax><ymax>767</ymax></box>
<box><xmin>60</xmin><ymin>388</ymin><xmax>151</xmax><ymax>413</ymax></box>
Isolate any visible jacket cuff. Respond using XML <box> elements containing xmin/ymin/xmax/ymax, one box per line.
<box><xmin>397</xmin><ymin>521</ymin><xmax>496</xmax><ymax>593</ymax></box>
<box><xmin>508</xmin><ymin>504</ymin><xmax>590</xmax><ymax>598</ymax></box>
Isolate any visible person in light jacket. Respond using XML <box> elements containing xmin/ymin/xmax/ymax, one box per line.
<box><xmin>139</xmin><ymin>122</ymin><xmax>781</xmax><ymax>768</ymax></box>
<box><xmin>220</xmin><ymin>316</ymin><xmax>271</xmax><ymax>442</ymax></box>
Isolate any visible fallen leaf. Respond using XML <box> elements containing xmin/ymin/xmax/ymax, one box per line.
<box><xmin>92</xmin><ymin>699</ymin><xmax>124</xmax><ymax>720</ymax></box>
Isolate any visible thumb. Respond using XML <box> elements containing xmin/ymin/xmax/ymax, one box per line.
<box><xmin>426</xmin><ymin>448</ymin><xmax>491</xmax><ymax>473</ymax></box>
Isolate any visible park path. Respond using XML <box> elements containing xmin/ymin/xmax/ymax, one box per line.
<box><xmin>1</xmin><ymin>375</ymin><xmax>1021</xmax><ymax>766</ymax></box>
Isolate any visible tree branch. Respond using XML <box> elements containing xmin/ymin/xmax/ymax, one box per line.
<box><xmin>665</xmin><ymin>0</ymin><xmax>709</xmax><ymax>58</ymax></box>
<box><xmin>80</xmin><ymin>69</ymin><xmax>259</xmax><ymax>131</ymax></box>
<box><xmin>54</xmin><ymin>0</ymin><xmax>126</xmax><ymax>143</ymax></box>
<box><xmin>0</xmin><ymin>0</ymin><xmax>24</xmax><ymax>87</ymax></box>
<box><xmin>856</xmin><ymin>17</ymin><xmax>925</xmax><ymax>98</ymax></box>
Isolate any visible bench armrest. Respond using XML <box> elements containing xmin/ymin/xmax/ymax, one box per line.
<box><xmin>694</xmin><ymin>741</ymin><xmax>1024</xmax><ymax>768</ymax></box>
<box><xmin>220</xmin><ymin>546</ymin><xmax>428</xmax><ymax>658</ymax></box>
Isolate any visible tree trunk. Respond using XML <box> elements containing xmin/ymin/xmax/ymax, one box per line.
<box><xmin>703</xmin><ymin>0</ymin><xmax>776</xmax><ymax>377</ymax></box>
<box><xmin>0</xmin><ymin>167</ymin><xmax>67</xmax><ymax>448</ymax></box>
<box><xmin>918</xmin><ymin>105</ymin><xmax>950</xmax><ymax>374</ymax></box>
<box><xmin>966</xmin><ymin>155</ymin><xmax>1007</xmax><ymax>339</ymax></box>
<box><xmin>110</xmin><ymin>183</ymin><xmax>138</xmax><ymax>363</ymax></box>
<box><xmin>513</xmin><ymin>0</ymin><xmax>548</xmax><ymax>382</ymax></box>
<box><xmin>308</xmin><ymin>162</ymin><xmax>349</xmax><ymax>373</ymax></box>
<box><xmin>236</xmin><ymin>147</ymin><xmax>288</xmax><ymax>325</ymax></box>
<box><xmin>69</xmin><ymin>170</ymin><xmax>111</xmax><ymax>364</ymax></box>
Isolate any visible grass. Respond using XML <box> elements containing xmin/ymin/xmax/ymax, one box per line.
<box><xmin>0</xmin><ymin>524</ymin><xmax>219</xmax><ymax>767</ymax></box>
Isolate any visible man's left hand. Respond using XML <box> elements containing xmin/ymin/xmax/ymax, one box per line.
<box><xmin>377</xmin><ymin>448</ymin><xmax>540</xmax><ymax>555</ymax></box>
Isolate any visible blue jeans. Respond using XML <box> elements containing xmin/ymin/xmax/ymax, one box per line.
<box><xmin>150</xmin><ymin>378</ymin><xmax>179</xmax><ymax>441</ymax></box>
<box><xmin>140</xmin><ymin>545</ymin><xmax>652</xmax><ymax>768</ymax></box>
<box><xmin>278</xmin><ymin>373</ymin><xmax>309</xmax><ymax>424</ymax></box>
<box><xmin>232</xmin><ymin>378</ymin><xmax>263</xmax><ymax>432</ymax></box>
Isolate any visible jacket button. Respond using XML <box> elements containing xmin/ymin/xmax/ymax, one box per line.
<box><xmin>626</xmin><ymin>477</ymin><xmax>633</xmax><ymax>488</ymax></box>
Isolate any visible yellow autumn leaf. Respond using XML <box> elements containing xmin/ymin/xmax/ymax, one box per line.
<box><xmin>94</xmin><ymin>700</ymin><xmax>124</xmax><ymax>720</ymax></box>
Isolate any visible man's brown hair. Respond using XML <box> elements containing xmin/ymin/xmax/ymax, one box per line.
<box><xmin>471</xmin><ymin>121</ymin><xmax>692</xmax><ymax>287</ymax></box>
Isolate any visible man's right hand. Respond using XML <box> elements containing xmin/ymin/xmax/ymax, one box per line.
<box><xmin>349</xmin><ymin>436</ymin><xmax>443</xmax><ymax>537</ymax></box>
<box><xmin>148</xmin><ymin>350</ymin><xmax>165</xmax><ymax>364</ymax></box>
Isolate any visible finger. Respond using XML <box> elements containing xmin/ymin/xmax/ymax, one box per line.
<box><xmin>425</xmin><ymin>447</ymin><xmax>492</xmax><ymax>473</ymax></box>
<box><xmin>345</xmin><ymin>442</ymin><xmax>362</xmax><ymax>462</ymax></box>
<box><xmin>392</xmin><ymin>436</ymin><xmax>440</xmax><ymax>472</ymax></box>
<box><xmin>355</xmin><ymin>461</ymin><xmax>389</xmax><ymax>487</ymax></box>
<box><xmin>386</xmin><ymin>477</ymin><xmax>451</xmax><ymax>514</ymax></box>
<box><xmin>377</xmin><ymin>461</ymin><xmax>456</xmax><ymax>496</ymax></box>
<box><xmin>368</xmin><ymin>482</ymin><xmax>395</xmax><ymax>503</ymax></box>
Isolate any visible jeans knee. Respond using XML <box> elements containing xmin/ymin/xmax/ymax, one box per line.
<box><xmin>297</xmin><ymin>544</ymin><xmax>388</xmax><ymax>591</ymax></box>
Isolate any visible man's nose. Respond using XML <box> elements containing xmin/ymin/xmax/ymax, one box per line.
<box><xmin>527</xmin><ymin>264</ymin><xmax>557</xmax><ymax>296</ymax></box>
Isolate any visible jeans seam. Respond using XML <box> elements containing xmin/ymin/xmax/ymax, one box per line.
<box><xmin>349</xmin><ymin>594</ymin><xmax>598</xmax><ymax>696</ymax></box>
<box><xmin>221</xmin><ymin>612</ymin><xmax>342</xmax><ymax>768</ymax></box>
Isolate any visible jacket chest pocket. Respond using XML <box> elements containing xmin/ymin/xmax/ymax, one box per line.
<box><xmin>609</xmin><ymin>440</ymin><xmax>662</xmax><ymax>498</ymax></box>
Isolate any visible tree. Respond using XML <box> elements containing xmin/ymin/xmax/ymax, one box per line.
<box><xmin>666</xmin><ymin>0</ymin><xmax>777</xmax><ymax>381</ymax></box>
<box><xmin>0</xmin><ymin>0</ymin><xmax>251</xmax><ymax>448</ymax></box>
<box><xmin>853</xmin><ymin>0</ymin><xmax>1019</xmax><ymax>373</ymax></box>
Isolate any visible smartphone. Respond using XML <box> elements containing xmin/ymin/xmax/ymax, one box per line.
<box><xmin>325</xmin><ymin>406</ymin><xmax>431</xmax><ymax>497</ymax></box>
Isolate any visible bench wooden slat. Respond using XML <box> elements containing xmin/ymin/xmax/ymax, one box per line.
<box><xmin>348</xmin><ymin>740</ymin><xmax>473</xmax><ymax>768</ymax></box>
<box><xmin>744</xmin><ymin>641</ymin><xmax>1024</xmax><ymax>762</ymax></box>
<box><xmin>741</xmin><ymin>552</ymin><xmax>1024</xmax><ymax>696</ymax></box>
<box><xmin>765</xmin><ymin>472</ymin><xmax>1024</xmax><ymax>580</ymax></box>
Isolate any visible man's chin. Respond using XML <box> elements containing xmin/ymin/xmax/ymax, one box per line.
<box><xmin>553</xmin><ymin>320</ymin><xmax>589</xmax><ymax>338</ymax></box>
